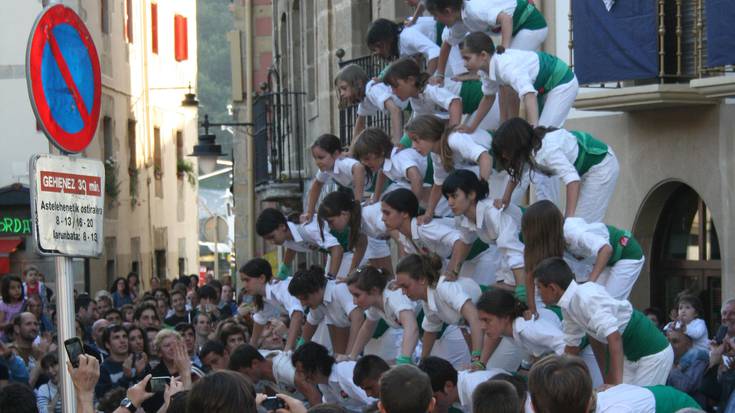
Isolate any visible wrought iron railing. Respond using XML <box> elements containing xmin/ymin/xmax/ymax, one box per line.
<box><xmin>253</xmin><ymin>91</ymin><xmax>306</xmax><ymax>186</ymax></box>
<box><xmin>337</xmin><ymin>54</ymin><xmax>401</xmax><ymax>148</ymax></box>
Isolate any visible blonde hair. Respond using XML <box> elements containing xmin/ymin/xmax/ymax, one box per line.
<box><xmin>404</xmin><ymin>115</ymin><xmax>456</xmax><ymax>171</ymax></box>
<box><xmin>153</xmin><ymin>329</ymin><xmax>182</xmax><ymax>353</ymax></box>
<box><xmin>334</xmin><ymin>64</ymin><xmax>368</xmax><ymax>108</ymax></box>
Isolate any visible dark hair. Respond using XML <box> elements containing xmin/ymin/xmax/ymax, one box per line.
<box><xmin>240</xmin><ymin>258</ymin><xmax>274</xmax><ymax>311</ymax></box>
<box><xmin>167</xmin><ymin>390</ymin><xmax>190</xmax><ymax>413</ymax></box>
<box><xmin>0</xmin><ymin>382</ymin><xmax>42</xmax><ymax>413</ymax></box>
<box><xmin>0</xmin><ymin>275</ymin><xmax>23</xmax><ymax>303</ymax></box>
<box><xmin>353</xmin><ymin>355</ymin><xmax>390</xmax><ymax>387</ymax></box>
<box><xmin>396</xmin><ymin>253</ymin><xmax>443</xmax><ymax>287</ymax></box>
<box><xmin>490</xmin><ymin>373</ymin><xmax>528</xmax><ymax>404</ymax></box>
<box><xmin>219</xmin><ymin>323</ymin><xmax>246</xmax><ymax>345</ymax></box>
<box><xmin>133</xmin><ymin>303</ymin><xmax>159</xmax><ymax>322</ymax></box>
<box><xmin>291</xmin><ymin>342</ymin><xmax>335</xmax><ymax>378</ymax></box>
<box><xmin>102</xmin><ymin>324</ymin><xmax>127</xmax><ymax>352</ymax></box>
<box><xmin>228</xmin><ymin>343</ymin><xmax>265</xmax><ymax>371</ymax></box>
<box><xmin>366</xmin><ymin>18</ymin><xmax>401</xmax><ymax>59</ymax></box>
<box><xmin>476</xmin><ymin>289</ymin><xmax>528</xmax><ymax>320</ymax></box>
<box><xmin>175</xmin><ymin>322</ymin><xmax>195</xmax><ymax>336</ymax></box>
<box><xmin>74</xmin><ymin>293</ymin><xmax>93</xmax><ymax>314</ymax></box>
<box><xmin>677</xmin><ymin>294</ymin><xmax>705</xmax><ymax>318</ymax></box>
<box><xmin>126</xmin><ymin>325</ymin><xmax>150</xmax><ymax>355</ymax></box>
<box><xmin>104</xmin><ymin>308</ymin><xmax>122</xmax><ymax>321</ymax></box>
<box><xmin>197</xmin><ymin>285</ymin><xmax>218</xmax><ymax>301</ymax></box>
<box><xmin>380</xmin><ymin>365</ymin><xmax>434</xmax><ymax>413</ymax></box>
<box><xmin>127</xmin><ymin>272</ymin><xmax>139</xmax><ymax>283</ymax></box>
<box><xmin>256</xmin><ymin>208</ymin><xmax>288</xmax><ymax>236</ymax></box>
<box><xmin>643</xmin><ymin>307</ymin><xmax>665</xmax><ymax>327</ymax></box>
<box><xmin>98</xmin><ymin>386</ymin><xmax>127</xmax><ymax>413</ymax></box>
<box><xmin>200</xmin><ymin>340</ymin><xmax>227</xmax><ymax>360</ymax></box>
<box><xmin>288</xmin><ymin>266</ymin><xmax>328</xmax><ymax>298</ymax></box>
<box><xmin>424</xmin><ymin>0</ymin><xmax>463</xmax><ymax>14</ymax></box>
<box><xmin>346</xmin><ymin>265</ymin><xmax>390</xmax><ymax>294</ymax></box>
<box><xmin>492</xmin><ymin>118</ymin><xmax>555</xmax><ymax>183</ymax></box>
<box><xmin>312</xmin><ymin>133</ymin><xmax>344</xmax><ymax>155</ymax></box>
<box><xmin>459</xmin><ymin>31</ymin><xmax>498</xmax><ymax>56</ymax></box>
<box><xmin>40</xmin><ymin>351</ymin><xmax>58</xmax><ymax>370</ymax></box>
<box><xmin>441</xmin><ymin>169</ymin><xmax>489</xmax><ymax>202</ymax></box>
<box><xmin>308</xmin><ymin>404</ymin><xmax>348</xmax><ymax>413</ymax></box>
<box><xmin>110</xmin><ymin>277</ymin><xmax>129</xmax><ymax>295</ymax></box>
<box><xmin>381</xmin><ymin>188</ymin><xmax>420</xmax><ymax>218</ymax></box>
<box><xmin>318</xmin><ymin>191</ymin><xmax>362</xmax><ymax>251</ymax></box>
<box><xmin>153</xmin><ymin>288</ymin><xmax>170</xmax><ymax>302</ymax></box>
<box><xmin>472</xmin><ymin>380</ymin><xmax>520</xmax><ymax>413</ymax></box>
<box><xmin>352</xmin><ymin>128</ymin><xmax>394</xmax><ymax>161</ymax></box>
<box><xmin>532</xmin><ymin>257</ymin><xmax>574</xmax><ymax>291</ymax></box>
<box><xmin>418</xmin><ymin>356</ymin><xmax>458</xmax><ymax>392</ymax></box>
<box><xmin>382</xmin><ymin>57</ymin><xmax>430</xmax><ymax>91</ymax></box>
<box><xmin>521</xmin><ymin>200</ymin><xmax>566</xmax><ymax>278</ymax></box>
<box><xmin>186</xmin><ymin>370</ymin><xmax>256</xmax><ymax>413</ymax></box>
<box><xmin>528</xmin><ymin>354</ymin><xmax>592</xmax><ymax>413</ymax></box>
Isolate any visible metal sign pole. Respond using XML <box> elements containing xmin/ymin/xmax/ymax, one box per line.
<box><xmin>55</xmin><ymin>256</ymin><xmax>77</xmax><ymax>412</ymax></box>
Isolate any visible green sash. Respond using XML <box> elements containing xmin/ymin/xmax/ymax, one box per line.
<box><xmin>512</xmin><ymin>0</ymin><xmax>547</xmax><ymax>35</ymax></box>
<box><xmin>330</xmin><ymin>228</ymin><xmax>351</xmax><ymax>252</ymax></box>
<box><xmin>607</xmin><ymin>225</ymin><xmax>644</xmax><ymax>265</ymax></box>
<box><xmin>371</xmin><ymin>318</ymin><xmax>391</xmax><ymax>339</ymax></box>
<box><xmin>645</xmin><ymin>385</ymin><xmax>701</xmax><ymax>412</ymax></box>
<box><xmin>533</xmin><ymin>52</ymin><xmax>574</xmax><ymax>112</ymax></box>
<box><xmin>621</xmin><ymin>310</ymin><xmax>669</xmax><ymax>361</ymax></box>
<box><xmin>571</xmin><ymin>131</ymin><xmax>608</xmax><ymax>176</ymax></box>
<box><xmin>435</xmin><ymin>21</ymin><xmax>446</xmax><ymax>46</ymax></box>
<box><xmin>459</xmin><ymin>80</ymin><xmax>484</xmax><ymax>114</ymax></box>
<box><xmin>466</xmin><ymin>238</ymin><xmax>490</xmax><ymax>261</ymax></box>
<box><xmin>366</xmin><ymin>171</ymin><xmax>394</xmax><ymax>193</ymax></box>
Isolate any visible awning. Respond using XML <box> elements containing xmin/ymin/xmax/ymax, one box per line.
<box><xmin>0</xmin><ymin>237</ymin><xmax>22</xmax><ymax>274</ymax></box>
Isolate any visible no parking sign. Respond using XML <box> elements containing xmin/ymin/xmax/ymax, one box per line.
<box><xmin>26</xmin><ymin>4</ymin><xmax>101</xmax><ymax>153</ymax></box>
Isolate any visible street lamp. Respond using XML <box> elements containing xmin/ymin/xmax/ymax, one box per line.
<box><xmin>189</xmin><ymin>114</ymin><xmax>253</xmax><ymax>174</ymax></box>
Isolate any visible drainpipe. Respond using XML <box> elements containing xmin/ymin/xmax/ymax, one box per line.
<box><xmin>244</xmin><ymin>0</ymin><xmax>255</xmax><ymax>258</ymax></box>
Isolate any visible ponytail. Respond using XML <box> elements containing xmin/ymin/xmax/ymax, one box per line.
<box><xmin>395</xmin><ymin>253</ymin><xmax>443</xmax><ymax>287</ymax></box>
<box><xmin>382</xmin><ymin>58</ymin><xmax>430</xmax><ymax>92</ymax></box>
<box><xmin>476</xmin><ymin>289</ymin><xmax>527</xmax><ymax>320</ymax></box>
<box><xmin>346</xmin><ymin>265</ymin><xmax>390</xmax><ymax>294</ymax></box>
<box><xmin>366</xmin><ymin>19</ymin><xmax>403</xmax><ymax>60</ymax></box>
<box><xmin>405</xmin><ymin>115</ymin><xmax>457</xmax><ymax>171</ymax></box>
<box><xmin>492</xmin><ymin>118</ymin><xmax>553</xmax><ymax>183</ymax></box>
<box><xmin>317</xmin><ymin>191</ymin><xmax>362</xmax><ymax>251</ymax></box>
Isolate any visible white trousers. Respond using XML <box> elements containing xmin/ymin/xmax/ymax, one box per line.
<box><xmin>465</xmin><ymin>94</ymin><xmax>501</xmax><ymax>131</ymax></box>
<box><xmin>575</xmin><ymin>149</ymin><xmax>620</xmax><ymax>224</ymax></box>
<box><xmin>510</xmin><ymin>27</ymin><xmax>549</xmax><ymax>51</ymax></box>
<box><xmin>429</xmin><ymin>325</ymin><xmax>471</xmax><ymax>370</ymax></box>
<box><xmin>596</xmin><ymin>256</ymin><xmax>645</xmax><ymax>300</ymax></box>
<box><xmin>364</xmin><ymin>327</ymin><xmax>403</xmax><ymax>362</ymax></box>
<box><xmin>486</xmin><ymin>337</ymin><xmax>526</xmax><ymax>372</ymax></box>
<box><xmin>538</xmin><ymin>77</ymin><xmax>579</xmax><ymax>128</ymax></box>
<box><xmin>366</xmin><ymin>236</ymin><xmax>391</xmax><ymax>260</ymax></box>
<box><xmin>623</xmin><ymin>344</ymin><xmax>674</xmax><ymax>386</ymax></box>
<box><xmin>580</xmin><ymin>346</ymin><xmax>604</xmax><ymax>388</ymax></box>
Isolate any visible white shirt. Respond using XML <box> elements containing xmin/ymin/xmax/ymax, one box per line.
<box><xmin>358</xmin><ymin>79</ymin><xmax>408</xmax><ymax>116</ymax></box>
<box><xmin>596</xmin><ymin>384</ymin><xmax>655</xmax><ymax>413</ymax></box>
<box><xmin>422</xmin><ymin>276</ymin><xmax>481</xmax><ymax>332</ymax></box>
<box><xmin>511</xmin><ymin>308</ymin><xmax>565</xmax><ymax>357</ymax></box>
<box><xmin>665</xmin><ymin>318</ymin><xmax>710</xmax><ymax>352</ymax></box>
<box><xmin>432</xmin><ymin>129</ymin><xmax>491</xmax><ymax>185</ymax></box>
<box><xmin>382</xmin><ymin>147</ymin><xmax>428</xmax><ymax>190</ymax></box>
<box><xmin>456</xmin><ymin>368</ymin><xmax>508</xmax><ymax>410</ymax></box>
<box><xmin>283</xmin><ymin>220</ymin><xmax>341</xmax><ymax>253</ymax></box>
<box><xmin>534</xmin><ymin>128</ymin><xmax>582</xmax><ymax>185</ymax></box>
<box><xmin>259</xmin><ymin>350</ymin><xmax>297</xmax><ymax>388</ymax></box>
<box><xmin>479</xmin><ymin>49</ymin><xmax>540</xmax><ymax>98</ymax></box>
<box><xmin>400</xmin><ymin>17</ymin><xmax>441</xmax><ymax>61</ymax></box>
<box><xmin>253</xmin><ymin>278</ymin><xmax>304</xmax><ymax>325</ymax></box>
<box><xmin>366</xmin><ymin>288</ymin><xmax>418</xmax><ymax>329</ymax></box>
<box><xmin>446</xmin><ymin>0</ymin><xmax>515</xmax><ymax>45</ymax></box>
<box><xmin>361</xmin><ymin>202</ymin><xmax>390</xmax><ymax>240</ymax></box>
<box><xmin>559</xmin><ymin>280</ymin><xmax>633</xmax><ymax>347</ymax></box>
<box><xmin>563</xmin><ymin>217</ymin><xmax>610</xmax><ymax>261</ymax></box>
<box><xmin>398</xmin><ymin>217</ymin><xmax>462</xmax><ymax>259</ymax></box>
<box><xmin>319</xmin><ymin>361</ymin><xmax>377</xmax><ymax>413</ymax></box>
<box><xmin>306</xmin><ymin>281</ymin><xmax>357</xmax><ymax>328</ymax></box>
<box><xmin>456</xmin><ymin>201</ymin><xmax>524</xmax><ymax>270</ymax></box>
<box><xmin>315</xmin><ymin>156</ymin><xmax>363</xmax><ymax>188</ymax></box>
<box><xmin>409</xmin><ymin>81</ymin><xmax>462</xmax><ymax>118</ymax></box>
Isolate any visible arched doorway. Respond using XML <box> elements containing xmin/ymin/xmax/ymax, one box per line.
<box><xmin>650</xmin><ymin>184</ymin><xmax>721</xmax><ymax>328</ymax></box>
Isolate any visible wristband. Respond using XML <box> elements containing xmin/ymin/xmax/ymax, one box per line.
<box><xmin>276</xmin><ymin>263</ymin><xmax>292</xmax><ymax>280</ymax></box>
<box><xmin>471</xmin><ymin>350</ymin><xmax>482</xmax><ymax>359</ymax></box>
<box><xmin>471</xmin><ymin>360</ymin><xmax>486</xmax><ymax>370</ymax></box>
<box><xmin>326</xmin><ymin>272</ymin><xmax>337</xmax><ymax>280</ymax></box>
<box><xmin>434</xmin><ymin>71</ymin><xmax>445</xmax><ymax>78</ymax></box>
<box><xmin>514</xmin><ymin>284</ymin><xmax>527</xmax><ymax>303</ymax></box>
<box><xmin>396</xmin><ymin>355</ymin><xmax>413</xmax><ymax>365</ymax></box>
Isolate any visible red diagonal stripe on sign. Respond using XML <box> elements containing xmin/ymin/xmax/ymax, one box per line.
<box><xmin>47</xmin><ymin>30</ymin><xmax>91</xmax><ymax>125</ymax></box>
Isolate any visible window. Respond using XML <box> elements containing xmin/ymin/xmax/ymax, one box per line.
<box><xmin>101</xmin><ymin>0</ymin><xmax>110</xmax><ymax>34</ymax></box>
<box><xmin>127</xmin><ymin>119</ymin><xmax>137</xmax><ymax>171</ymax></box>
<box><xmin>125</xmin><ymin>0</ymin><xmax>134</xmax><ymax>43</ymax></box>
<box><xmin>304</xmin><ymin>1</ymin><xmax>316</xmax><ymax>101</ymax></box>
<box><xmin>153</xmin><ymin>127</ymin><xmax>162</xmax><ymax>177</ymax></box>
<box><xmin>174</xmin><ymin>15</ymin><xmax>188</xmax><ymax>61</ymax></box>
<box><xmin>102</xmin><ymin>116</ymin><xmax>113</xmax><ymax>160</ymax></box>
<box><xmin>151</xmin><ymin>3</ymin><xmax>158</xmax><ymax>54</ymax></box>
<box><xmin>155</xmin><ymin>250</ymin><xmax>166</xmax><ymax>280</ymax></box>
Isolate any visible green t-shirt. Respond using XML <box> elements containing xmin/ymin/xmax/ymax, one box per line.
<box><xmin>645</xmin><ymin>385</ymin><xmax>701</xmax><ymax>413</ymax></box>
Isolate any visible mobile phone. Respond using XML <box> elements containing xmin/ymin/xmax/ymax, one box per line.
<box><xmin>64</xmin><ymin>337</ymin><xmax>85</xmax><ymax>368</ymax></box>
<box><xmin>146</xmin><ymin>376</ymin><xmax>171</xmax><ymax>393</ymax></box>
<box><xmin>716</xmin><ymin>325</ymin><xmax>728</xmax><ymax>345</ymax></box>
<box><xmin>261</xmin><ymin>396</ymin><xmax>286</xmax><ymax>411</ymax></box>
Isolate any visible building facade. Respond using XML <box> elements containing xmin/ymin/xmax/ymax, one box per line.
<box><xmin>0</xmin><ymin>0</ymin><xmax>200</xmax><ymax>294</ymax></box>
<box><xmin>231</xmin><ymin>0</ymin><xmax>734</xmax><ymax>326</ymax></box>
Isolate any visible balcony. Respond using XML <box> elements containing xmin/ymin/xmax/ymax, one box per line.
<box><xmin>569</xmin><ymin>0</ymin><xmax>732</xmax><ymax>111</ymax></box>
<box><xmin>253</xmin><ymin>91</ymin><xmax>306</xmax><ymax>203</ymax></box>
